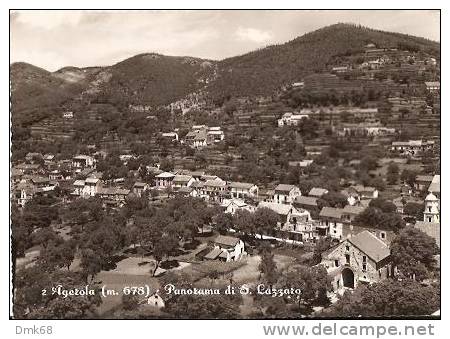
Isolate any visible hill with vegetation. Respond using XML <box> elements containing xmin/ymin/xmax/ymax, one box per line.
<box><xmin>11</xmin><ymin>54</ymin><xmax>216</xmax><ymax>126</ymax></box>
<box><xmin>209</xmin><ymin>23</ymin><xmax>440</xmax><ymax>100</ymax></box>
<box><xmin>11</xmin><ymin>23</ymin><xmax>440</xmax><ymax>124</ymax></box>
<box><xmin>92</xmin><ymin>53</ymin><xmax>216</xmax><ymax>107</ymax></box>
<box><xmin>11</xmin><ymin>62</ymin><xmax>85</xmax><ymax>126</ymax></box>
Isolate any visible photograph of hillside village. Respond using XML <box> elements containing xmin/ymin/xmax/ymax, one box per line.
<box><xmin>10</xmin><ymin>10</ymin><xmax>440</xmax><ymax>319</ymax></box>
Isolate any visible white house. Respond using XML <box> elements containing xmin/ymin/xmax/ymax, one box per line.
<box><xmin>318</xmin><ymin>207</ymin><xmax>344</xmax><ymax>239</ymax></box>
<box><xmin>207</xmin><ymin>127</ymin><xmax>225</xmax><ymax>143</ymax></box>
<box><xmin>222</xmin><ymin>198</ymin><xmax>255</xmax><ymax>215</ymax></box>
<box><xmin>348</xmin><ymin>185</ymin><xmax>378</xmax><ymax>201</ymax></box>
<box><xmin>133</xmin><ymin>182</ymin><xmax>149</xmax><ymax>197</ymax></box>
<box><xmin>84</xmin><ymin>177</ymin><xmax>100</xmax><ymax>196</ymax></box>
<box><xmin>72</xmin><ymin>155</ymin><xmax>96</xmax><ymax>173</ymax></box>
<box><xmin>273</xmin><ymin>184</ymin><xmax>301</xmax><ymax>204</ymax></box>
<box><xmin>161</xmin><ymin>132</ymin><xmax>179</xmax><ymax>142</ymax></box>
<box><xmin>204</xmin><ymin>235</ymin><xmax>245</xmax><ymax>262</ymax></box>
<box><xmin>203</xmin><ymin>178</ymin><xmax>227</xmax><ymax>202</ymax></box>
<box><xmin>341</xmin><ymin>205</ymin><xmax>365</xmax><ymax>224</ymax></box>
<box><xmin>155</xmin><ymin>172</ymin><xmax>175</xmax><ymax>189</ymax></box>
<box><xmin>30</xmin><ymin>176</ymin><xmax>57</xmax><ymax>191</ymax></box>
<box><xmin>278</xmin><ymin>112</ymin><xmax>309</xmax><ymax>127</ymax></box>
<box><xmin>258</xmin><ymin>201</ymin><xmax>313</xmax><ymax>242</ymax></box>
<box><xmin>258</xmin><ymin>201</ymin><xmax>310</xmax><ymax>227</ymax></box>
<box><xmin>391</xmin><ymin>140</ymin><xmax>434</xmax><ymax>156</ymax></box>
<box><xmin>425</xmin><ymin>81</ymin><xmax>440</xmax><ymax>93</ymax></box>
<box><xmin>147</xmin><ymin>293</ymin><xmax>165</xmax><ymax>308</ymax></box>
<box><xmin>96</xmin><ymin>187</ymin><xmax>131</xmax><ymax>204</ymax></box>
<box><xmin>72</xmin><ymin>179</ymin><xmax>86</xmax><ymax>196</ymax></box>
<box><xmin>185</xmin><ymin>128</ymin><xmax>208</xmax><ymax>148</ymax></box>
<box><xmin>228</xmin><ymin>182</ymin><xmax>259</xmax><ymax>199</ymax></box>
<box><xmin>172</xmin><ymin>175</ymin><xmax>195</xmax><ymax>189</ymax></box>
<box><xmin>62</xmin><ymin>111</ymin><xmax>74</xmax><ymax>119</ymax></box>
<box><xmin>173</xmin><ymin>186</ymin><xmax>198</xmax><ymax>198</ymax></box>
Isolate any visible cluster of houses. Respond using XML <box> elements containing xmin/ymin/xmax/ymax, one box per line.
<box><xmin>322</xmin><ymin>174</ymin><xmax>440</xmax><ymax>291</ymax></box>
<box><xmin>391</xmin><ymin>139</ymin><xmax>435</xmax><ymax>156</ymax></box>
<box><xmin>12</xmin><ymin>152</ymin><xmax>137</xmax><ymax>208</ymax></box>
<box><xmin>11</xmin><ymin>146</ymin><xmax>440</xmax><ymax>295</ymax></box>
<box><xmin>151</xmin><ymin>169</ymin><xmax>387</xmax><ymax>245</ymax></box>
<box><xmin>155</xmin><ymin>169</ymin><xmax>439</xmax><ymax>292</ymax></box>
<box><xmin>425</xmin><ymin>81</ymin><xmax>440</xmax><ymax>94</ymax></box>
<box><xmin>161</xmin><ymin>125</ymin><xmax>225</xmax><ymax>148</ymax></box>
<box><xmin>277</xmin><ymin>112</ymin><xmax>309</xmax><ymax>127</ymax></box>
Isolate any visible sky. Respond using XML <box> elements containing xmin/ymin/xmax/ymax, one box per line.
<box><xmin>10</xmin><ymin>10</ymin><xmax>440</xmax><ymax>72</ymax></box>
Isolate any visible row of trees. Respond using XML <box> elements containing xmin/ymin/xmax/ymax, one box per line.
<box><xmin>215</xmin><ymin>207</ymin><xmax>279</xmax><ymax>239</ymax></box>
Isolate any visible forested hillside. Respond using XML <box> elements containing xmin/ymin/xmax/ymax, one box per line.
<box><xmin>94</xmin><ymin>53</ymin><xmax>216</xmax><ymax>107</ymax></box>
<box><xmin>209</xmin><ymin>23</ymin><xmax>440</xmax><ymax>100</ymax></box>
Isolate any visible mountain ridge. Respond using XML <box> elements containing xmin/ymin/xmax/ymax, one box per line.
<box><xmin>11</xmin><ymin>23</ymin><xmax>440</xmax><ymax>124</ymax></box>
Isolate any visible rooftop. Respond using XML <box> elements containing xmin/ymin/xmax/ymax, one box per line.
<box><xmin>155</xmin><ymin>172</ymin><xmax>175</xmax><ymax>179</ymax></box>
<box><xmin>319</xmin><ymin>207</ymin><xmax>343</xmax><ymax>220</ymax></box>
<box><xmin>342</xmin><ymin>205</ymin><xmax>365</xmax><ymax>215</ymax></box>
<box><xmin>416</xmin><ymin>175</ymin><xmax>434</xmax><ymax>182</ymax></box>
<box><xmin>214</xmin><ymin>235</ymin><xmax>241</xmax><ymax>247</ymax></box>
<box><xmin>348</xmin><ymin>230</ymin><xmax>390</xmax><ymax>263</ymax></box>
<box><xmin>258</xmin><ymin>201</ymin><xmax>294</xmax><ymax>216</ymax></box>
<box><xmin>275</xmin><ymin>184</ymin><xmax>297</xmax><ymax>193</ymax></box>
<box><xmin>350</xmin><ymin>185</ymin><xmax>376</xmax><ymax>193</ymax></box>
<box><xmin>229</xmin><ymin>182</ymin><xmax>255</xmax><ymax>190</ymax></box>
<box><xmin>309</xmin><ymin>187</ymin><xmax>328</xmax><ymax>197</ymax></box>
<box><xmin>222</xmin><ymin>198</ymin><xmax>247</xmax><ymax>208</ymax></box>
<box><xmin>73</xmin><ymin>155</ymin><xmax>93</xmax><ymax>160</ymax></box>
<box><xmin>294</xmin><ymin>196</ymin><xmax>318</xmax><ymax>206</ymax></box>
<box><xmin>428</xmin><ymin>175</ymin><xmax>440</xmax><ymax>193</ymax></box>
<box><xmin>204</xmin><ymin>179</ymin><xmax>226</xmax><ymax>187</ymax></box>
<box><xmin>173</xmin><ymin>175</ymin><xmax>193</xmax><ymax>183</ymax></box>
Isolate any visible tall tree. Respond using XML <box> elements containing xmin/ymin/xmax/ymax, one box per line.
<box><xmin>387</xmin><ymin>162</ymin><xmax>400</xmax><ymax>185</ymax></box>
<box><xmin>326</xmin><ymin>279</ymin><xmax>440</xmax><ymax>317</ymax></box>
<box><xmin>214</xmin><ymin>212</ymin><xmax>234</xmax><ymax>235</ymax></box>
<box><xmin>278</xmin><ymin>264</ymin><xmax>330</xmax><ymax>313</ymax></box>
<box><xmin>258</xmin><ymin>244</ymin><xmax>279</xmax><ymax>286</ymax></box>
<box><xmin>254</xmin><ymin>208</ymin><xmax>279</xmax><ymax>239</ymax></box>
<box><xmin>233</xmin><ymin>209</ymin><xmax>255</xmax><ymax>236</ymax></box>
<box><xmin>391</xmin><ymin>227</ymin><xmax>439</xmax><ymax>281</ymax></box>
<box><xmin>152</xmin><ymin>234</ymin><xmax>179</xmax><ymax>276</ymax></box>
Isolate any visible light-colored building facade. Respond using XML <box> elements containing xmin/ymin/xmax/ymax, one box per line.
<box><xmin>321</xmin><ymin>231</ymin><xmax>392</xmax><ymax>291</ymax></box>
<box><xmin>273</xmin><ymin>184</ymin><xmax>302</xmax><ymax>204</ymax></box>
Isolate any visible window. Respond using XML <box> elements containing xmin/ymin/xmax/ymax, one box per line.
<box><xmin>362</xmin><ymin>255</ymin><xmax>367</xmax><ymax>263</ymax></box>
<box><xmin>345</xmin><ymin>245</ymin><xmax>350</xmax><ymax>251</ymax></box>
<box><xmin>362</xmin><ymin>263</ymin><xmax>367</xmax><ymax>271</ymax></box>
<box><xmin>380</xmin><ymin>232</ymin><xmax>386</xmax><ymax>240</ymax></box>
<box><xmin>345</xmin><ymin>254</ymin><xmax>350</xmax><ymax>265</ymax></box>
<box><xmin>335</xmin><ymin>260</ymin><xmax>339</xmax><ymax>267</ymax></box>
<box><xmin>428</xmin><ymin>206</ymin><xmax>432</xmax><ymax>212</ymax></box>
